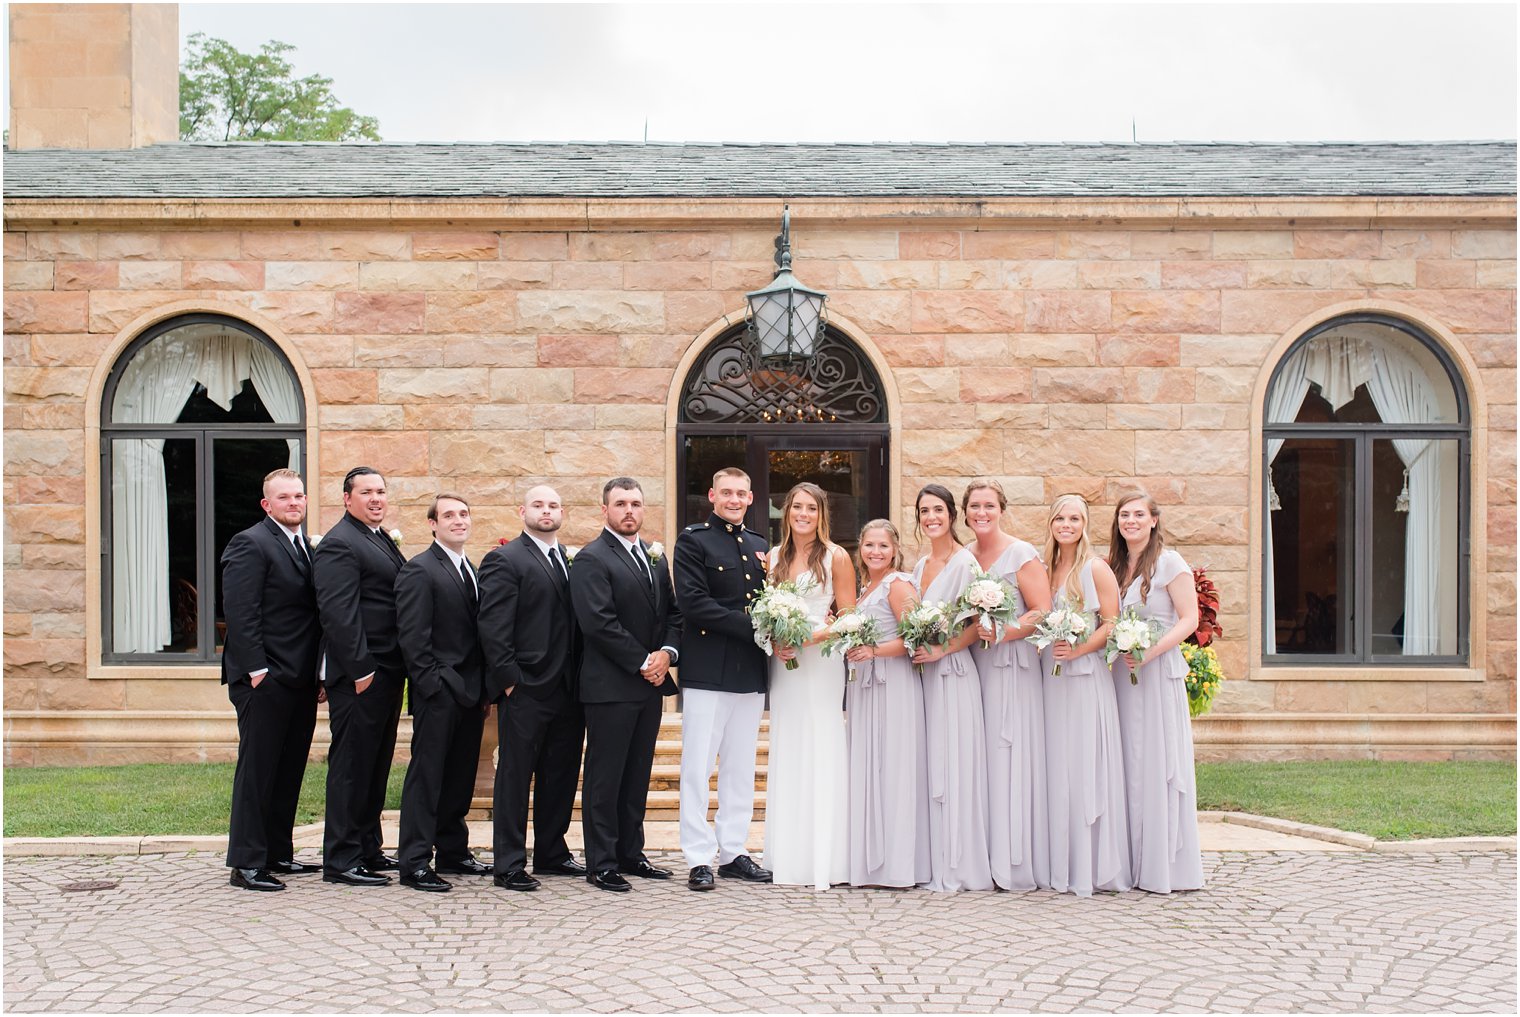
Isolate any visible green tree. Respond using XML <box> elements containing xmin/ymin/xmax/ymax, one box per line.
<box><xmin>179</xmin><ymin>32</ymin><xmax>381</xmax><ymax>142</ymax></box>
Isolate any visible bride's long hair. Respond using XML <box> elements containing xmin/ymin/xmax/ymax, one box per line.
<box><xmin>771</xmin><ymin>482</ymin><xmax>833</xmax><ymax>586</ymax></box>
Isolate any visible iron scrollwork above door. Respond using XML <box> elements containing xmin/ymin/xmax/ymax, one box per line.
<box><xmin>680</xmin><ymin>325</ymin><xmax>886</xmax><ymax>425</ymax></box>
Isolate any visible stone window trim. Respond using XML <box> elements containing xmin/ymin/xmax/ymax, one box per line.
<box><xmin>1246</xmin><ymin>299</ymin><xmax>1491</xmax><ymax>684</ymax></box>
<box><xmin>83</xmin><ymin>301</ymin><xmax>321</xmax><ymax>679</ymax></box>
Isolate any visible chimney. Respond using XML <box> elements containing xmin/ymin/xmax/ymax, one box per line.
<box><xmin>8</xmin><ymin>3</ymin><xmax>179</xmax><ymax>150</ymax></box>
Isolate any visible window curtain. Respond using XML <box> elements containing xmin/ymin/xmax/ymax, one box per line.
<box><xmin>1264</xmin><ymin>331</ymin><xmax>1444</xmax><ymax>657</ymax></box>
<box><xmin>1263</xmin><ymin>351</ymin><xmax>1312</xmax><ymax>653</ymax></box>
<box><xmin>110</xmin><ymin>327</ymin><xmax>302</xmax><ymax>653</ymax></box>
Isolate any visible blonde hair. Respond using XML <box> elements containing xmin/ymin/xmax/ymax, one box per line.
<box><xmin>1044</xmin><ymin>494</ymin><xmax>1096</xmax><ymax>607</ymax></box>
<box><xmin>1106</xmin><ymin>488</ymin><xmax>1166</xmax><ymax>602</ymax></box>
<box><xmin>855</xmin><ymin>518</ymin><xmax>903</xmax><ymax>578</ymax></box>
<box><xmin>771</xmin><ymin>482</ymin><xmax>833</xmax><ymax>586</ymax></box>
<box><xmin>262</xmin><ymin>468</ymin><xmax>302</xmax><ymax>497</ymax></box>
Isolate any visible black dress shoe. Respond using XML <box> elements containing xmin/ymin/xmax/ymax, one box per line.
<box><xmin>687</xmin><ymin>865</ymin><xmax>715</xmax><ymax>891</ymax></box>
<box><xmin>533</xmin><ymin>858</ymin><xmax>587</xmax><ymax>877</ymax></box>
<box><xmin>493</xmin><ymin>869</ymin><xmax>541</xmax><ymax>892</ymax></box>
<box><xmin>718</xmin><ymin>855</ymin><xmax>773</xmax><ymax>883</ymax></box>
<box><xmin>586</xmin><ymin>869</ymin><xmax>631</xmax><ymax>892</ymax></box>
<box><xmin>620</xmin><ymin>859</ymin><xmax>673</xmax><ymax>880</ymax></box>
<box><xmin>400</xmin><ymin>867</ymin><xmax>451</xmax><ymax>892</ymax></box>
<box><xmin>230</xmin><ymin>867</ymin><xmax>285</xmax><ymax>892</ymax></box>
<box><xmin>269</xmin><ymin>859</ymin><xmax>318</xmax><ymax>875</ymax></box>
<box><xmin>436</xmin><ymin>856</ymin><xmax>491</xmax><ymax>876</ymax></box>
<box><xmin>363</xmin><ymin>853</ymin><xmax>400</xmax><ymax>872</ymax></box>
<box><xmin>322</xmin><ymin>865</ymin><xmax>391</xmax><ymax>887</ymax></box>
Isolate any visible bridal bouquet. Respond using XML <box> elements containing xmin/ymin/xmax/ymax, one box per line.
<box><xmin>1105</xmin><ymin>605</ymin><xmax>1162</xmax><ymax>683</ymax></box>
<box><xmin>750</xmin><ymin>579</ymin><xmax>815</xmax><ymax>671</ymax></box>
<box><xmin>898</xmin><ymin>600</ymin><xmax>954</xmax><ymax>676</ymax></box>
<box><xmin>1027</xmin><ymin>600</ymin><xmax>1091</xmax><ymax>676</ymax></box>
<box><xmin>820</xmin><ymin>609</ymin><xmax>882</xmax><ymax>683</ymax></box>
<box><xmin>954</xmin><ymin>566</ymin><xmax>1020</xmax><ymax>650</ymax></box>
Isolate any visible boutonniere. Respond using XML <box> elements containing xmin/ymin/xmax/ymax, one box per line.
<box><xmin>564</xmin><ymin>546</ymin><xmax>579</xmax><ymax>565</ymax></box>
<box><xmin>646</xmin><ymin>541</ymin><xmax>665</xmax><ymax>566</ymax></box>
<box><xmin>389</xmin><ymin>529</ymin><xmax>403</xmax><ymax>547</ymax></box>
<box><xmin>308</xmin><ymin>533</ymin><xmax>323</xmax><ymax>547</ymax></box>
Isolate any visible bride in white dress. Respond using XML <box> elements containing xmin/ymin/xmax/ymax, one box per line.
<box><xmin>763</xmin><ymin>482</ymin><xmax>858</xmax><ymax>889</ymax></box>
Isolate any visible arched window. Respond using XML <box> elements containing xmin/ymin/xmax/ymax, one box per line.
<box><xmin>102</xmin><ymin>314</ymin><xmax>305</xmax><ymax>663</ymax></box>
<box><xmin>677</xmin><ymin>323</ymin><xmax>889</xmax><ymax>552</ymax></box>
<box><xmin>1263</xmin><ymin>313</ymin><xmax>1469</xmax><ymax>664</ymax></box>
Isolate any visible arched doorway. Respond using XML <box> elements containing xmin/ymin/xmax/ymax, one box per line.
<box><xmin>676</xmin><ymin>323</ymin><xmax>889</xmax><ymax>552</ymax></box>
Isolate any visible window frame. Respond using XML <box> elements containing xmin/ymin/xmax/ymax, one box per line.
<box><xmin>1261</xmin><ymin>312</ymin><xmax>1471</xmax><ymax>667</ymax></box>
<box><xmin>99</xmin><ymin>314</ymin><xmax>306</xmax><ymax>666</ymax></box>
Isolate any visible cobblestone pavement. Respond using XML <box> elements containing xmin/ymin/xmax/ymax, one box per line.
<box><xmin>3</xmin><ymin>850</ymin><xmax>1514</xmax><ymax>1013</ymax></box>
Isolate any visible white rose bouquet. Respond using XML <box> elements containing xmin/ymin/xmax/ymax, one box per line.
<box><xmin>1028</xmin><ymin>599</ymin><xmax>1092</xmax><ymax>677</ymax></box>
<box><xmin>954</xmin><ymin>565</ymin><xmax>1020</xmax><ymax>650</ymax></box>
<box><xmin>898</xmin><ymin>599</ymin><xmax>954</xmax><ymax>677</ymax></box>
<box><xmin>820</xmin><ymin>609</ymin><xmax>883</xmax><ymax>683</ymax></box>
<box><xmin>750</xmin><ymin>579</ymin><xmax>815</xmax><ymax>671</ymax></box>
<box><xmin>1105</xmin><ymin>605</ymin><xmax>1162</xmax><ymax>684</ymax></box>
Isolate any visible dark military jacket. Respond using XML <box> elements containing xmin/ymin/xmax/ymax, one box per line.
<box><xmin>672</xmin><ymin>512</ymin><xmax>770</xmax><ymax>694</ymax></box>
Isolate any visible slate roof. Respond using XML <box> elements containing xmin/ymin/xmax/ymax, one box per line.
<box><xmin>3</xmin><ymin>141</ymin><xmax>1515</xmax><ymax>200</ymax></box>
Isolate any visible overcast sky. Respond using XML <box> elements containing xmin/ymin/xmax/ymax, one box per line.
<box><xmin>6</xmin><ymin>2</ymin><xmax>1517</xmax><ymax>142</ymax></box>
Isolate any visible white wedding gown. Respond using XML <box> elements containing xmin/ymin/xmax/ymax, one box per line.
<box><xmin>763</xmin><ymin>555</ymin><xmax>849</xmax><ymax>889</ymax></box>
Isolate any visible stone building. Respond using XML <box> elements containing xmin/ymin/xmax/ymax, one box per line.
<box><xmin>4</xmin><ymin>3</ymin><xmax>1516</xmax><ymax>765</ymax></box>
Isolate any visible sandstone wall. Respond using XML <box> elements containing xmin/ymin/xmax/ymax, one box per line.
<box><xmin>4</xmin><ymin>219</ymin><xmax>1515</xmax><ymax>761</ymax></box>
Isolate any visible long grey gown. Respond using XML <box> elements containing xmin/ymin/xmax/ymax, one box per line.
<box><xmin>968</xmin><ymin>539</ymin><xmax>1050</xmax><ymax>892</ymax></box>
<box><xmin>845</xmin><ymin>572</ymin><xmax>930</xmax><ymax>889</ymax></box>
<box><xmin>1112</xmin><ymin>548</ymin><xmax>1205</xmax><ymax>893</ymax></box>
<box><xmin>913</xmin><ymin>547</ymin><xmax>993</xmax><ymax>892</ymax></box>
<box><xmin>1043</xmin><ymin>559</ymin><xmax>1132</xmax><ymax>897</ymax></box>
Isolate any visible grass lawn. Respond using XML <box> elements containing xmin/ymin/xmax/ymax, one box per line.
<box><xmin>2</xmin><ymin>759</ymin><xmax>1513</xmax><ymax>841</ymax></box>
<box><xmin>2</xmin><ymin>762</ymin><xmax>404</xmax><ymax>838</ymax></box>
<box><xmin>1197</xmin><ymin>760</ymin><xmax>1516</xmax><ymax>840</ymax></box>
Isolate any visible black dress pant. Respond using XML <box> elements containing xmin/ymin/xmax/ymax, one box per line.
<box><xmin>396</xmin><ymin>689</ymin><xmax>485</xmax><ymax>871</ymax></box>
<box><xmin>580</xmin><ymin>696</ymin><xmax>662</xmax><ymax>873</ymax></box>
<box><xmin>322</xmin><ymin>669</ymin><xmax>404</xmax><ymax>873</ymax></box>
<box><xmin>492</xmin><ymin>682</ymin><xmax>584</xmax><ymax>873</ymax></box>
<box><xmin>226</xmin><ymin>678</ymin><xmax>317</xmax><ymax>869</ymax></box>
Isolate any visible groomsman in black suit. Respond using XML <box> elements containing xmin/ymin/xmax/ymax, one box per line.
<box><xmin>568</xmin><ymin>477</ymin><xmax>683</xmax><ymax>892</ymax></box>
<box><xmin>477</xmin><ymin>485</ymin><xmax>586</xmax><ymax>892</ymax></box>
<box><xmin>313</xmin><ymin>466</ymin><xmax>407</xmax><ymax>886</ymax></box>
<box><xmin>393</xmin><ymin>493</ymin><xmax>491</xmax><ymax>892</ymax></box>
<box><xmin>221</xmin><ymin>468</ymin><xmax>322</xmax><ymax>892</ymax></box>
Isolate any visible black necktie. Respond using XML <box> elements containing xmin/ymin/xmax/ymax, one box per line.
<box><xmin>632</xmin><ymin>543</ymin><xmax>653</xmax><ymax>589</ymax></box>
<box><xmin>293</xmin><ymin>533</ymin><xmax>310</xmax><ymax>567</ymax></box>
<box><xmin>550</xmin><ymin>545</ymin><xmax>569</xmax><ymax>583</ymax></box>
<box><xmin>459</xmin><ymin>558</ymin><xmax>478</xmax><ymax>607</ymax></box>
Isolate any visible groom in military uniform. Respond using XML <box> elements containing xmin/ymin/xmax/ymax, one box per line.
<box><xmin>673</xmin><ymin>467</ymin><xmax>774</xmax><ymax>891</ymax></box>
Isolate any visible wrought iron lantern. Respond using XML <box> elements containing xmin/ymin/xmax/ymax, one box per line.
<box><xmin>745</xmin><ymin>205</ymin><xmax>828</xmax><ymax>361</ymax></box>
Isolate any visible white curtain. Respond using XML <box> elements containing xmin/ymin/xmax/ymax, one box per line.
<box><xmin>111</xmin><ymin>326</ymin><xmax>302</xmax><ymax>652</ymax></box>
<box><xmin>1264</xmin><ymin>329</ymin><xmax>1447</xmax><ymax>657</ymax></box>
<box><xmin>1363</xmin><ymin>345</ymin><xmax>1447</xmax><ymax>655</ymax></box>
<box><xmin>1263</xmin><ymin>351</ymin><xmax>1312</xmax><ymax>653</ymax></box>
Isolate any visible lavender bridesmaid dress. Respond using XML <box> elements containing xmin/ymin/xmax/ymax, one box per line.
<box><xmin>968</xmin><ymin>539</ymin><xmax>1050</xmax><ymax>891</ymax></box>
<box><xmin>1043</xmin><ymin>559</ymin><xmax>1132</xmax><ymax>897</ymax></box>
<box><xmin>1112</xmin><ymin>548</ymin><xmax>1204</xmax><ymax>893</ymax></box>
<box><xmin>845</xmin><ymin>573</ymin><xmax>930</xmax><ymax>888</ymax></box>
<box><xmin>912</xmin><ymin>547</ymin><xmax>993</xmax><ymax>892</ymax></box>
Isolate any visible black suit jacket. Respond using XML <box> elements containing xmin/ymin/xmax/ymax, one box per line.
<box><xmin>673</xmin><ymin>513</ymin><xmax>770</xmax><ymax>695</ymax></box>
<box><xmin>220</xmin><ymin>514</ymin><xmax>321</xmax><ymax>688</ymax></box>
<box><xmin>568</xmin><ymin>529</ymin><xmax>682</xmax><ymax>705</ymax></box>
<box><xmin>312</xmin><ymin>511</ymin><xmax>407</xmax><ymax>685</ymax></box>
<box><xmin>477</xmin><ymin>533</ymin><xmax>580</xmax><ymax>704</ymax></box>
<box><xmin>394</xmin><ymin>542</ymin><xmax>485</xmax><ymax>709</ymax></box>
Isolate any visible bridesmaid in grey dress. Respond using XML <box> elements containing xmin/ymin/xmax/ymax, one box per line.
<box><xmin>1106</xmin><ymin>489</ymin><xmax>1204</xmax><ymax>894</ymax></box>
<box><xmin>909</xmin><ymin>484</ymin><xmax>993</xmax><ymax>893</ymax></box>
<box><xmin>844</xmin><ymin>520</ymin><xmax>930</xmax><ymax>889</ymax></box>
<box><xmin>1040</xmin><ymin>494</ymin><xmax>1131</xmax><ymax>897</ymax></box>
<box><xmin>963</xmin><ymin>479</ymin><xmax>1052</xmax><ymax>892</ymax></box>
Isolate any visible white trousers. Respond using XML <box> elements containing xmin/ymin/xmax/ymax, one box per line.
<box><xmin>679</xmin><ymin>688</ymin><xmax>765</xmax><ymax>869</ymax></box>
